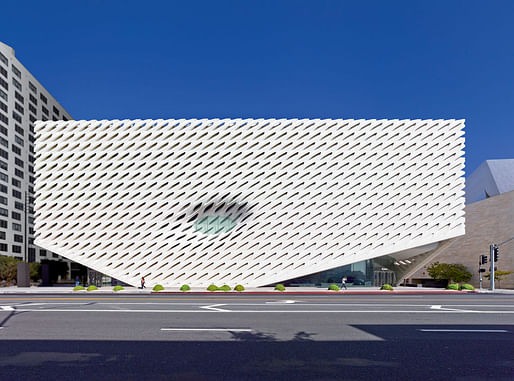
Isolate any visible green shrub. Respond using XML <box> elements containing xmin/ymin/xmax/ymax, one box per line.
<box><xmin>446</xmin><ymin>283</ymin><xmax>459</xmax><ymax>290</ymax></box>
<box><xmin>207</xmin><ymin>284</ymin><xmax>218</xmax><ymax>292</ymax></box>
<box><xmin>113</xmin><ymin>285</ymin><xmax>124</xmax><ymax>292</ymax></box>
<box><xmin>219</xmin><ymin>284</ymin><xmax>231</xmax><ymax>292</ymax></box>
<box><xmin>180</xmin><ymin>284</ymin><xmax>190</xmax><ymax>292</ymax></box>
<box><xmin>234</xmin><ymin>284</ymin><xmax>245</xmax><ymax>292</ymax></box>
<box><xmin>459</xmin><ymin>283</ymin><xmax>475</xmax><ymax>291</ymax></box>
<box><xmin>380</xmin><ymin>284</ymin><xmax>394</xmax><ymax>291</ymax></box>
<box><xmin>274</xmin><ymin>284</ymin><xmax>286</xmax><ymax>291</ymax></box>
<box><xmin>328</xmin><ymin>284</ymin><xmax>340</xmax><ymax>291</ymax></box>
<box><xmin>153</xmin><ymin>284</ymin><xmax>164</xmax><ymax>292</ymax></box>
<box><xmin>87</xmin><ymin>285</ymin><xmax>98</xmax><ymax>291</ymax></box>
<box><xmin>73</xmin><ymin>285</ymin><xmax>85</xmax><ymax>291</ymax></box>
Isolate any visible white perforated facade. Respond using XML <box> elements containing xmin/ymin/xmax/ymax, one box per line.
<box><xmin>34</xmin><ymin>118</ymin><xmax>465</xmax><ymax>287</ymax></box>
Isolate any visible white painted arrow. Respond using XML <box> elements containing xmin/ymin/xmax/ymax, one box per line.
<box><xmin>200</xmin><ymin>304</ymin><xmax>228</xmax><ymax>312</ymax></box>
<box><xmin>266</xmin><ymin>300</ymin><xmax>296</xmax><ymax>304</ymax></box>
<box><xmin>1</xmin><ymin>306</ymin><xmax>14</xmax><ymax>311</ymax></box>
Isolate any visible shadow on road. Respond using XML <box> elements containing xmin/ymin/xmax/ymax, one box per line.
<box><xmin>0</xmin><ymin>325</ymin><xmax>512</xmax><ymax>381</ymax></box>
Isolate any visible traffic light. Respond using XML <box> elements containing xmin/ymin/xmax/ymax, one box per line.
<box><xmin>480</xmin><ymin>255</ymin><xmax>488</xmax><ymax>265</ymax></box>
<box><xmin>493</xmin><ymin>245</ymin><xmax>499</xmax><ymax>262</ymax></box>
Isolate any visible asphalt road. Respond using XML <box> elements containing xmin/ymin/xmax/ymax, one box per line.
<box><xmin>0</xmin><ymin>293</ymin><xmax>513</xmax><ymax>380</ymax></box>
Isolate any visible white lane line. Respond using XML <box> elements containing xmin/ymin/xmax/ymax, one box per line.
<box><xmin>1</xmin><ymin>306</ymin><xmax>14</xmax><ymax>311</ymax></box>
<box><xmin>199</xmin><ymin>304</ymin><xmax>229</xmax><ymax>312</ymax></box>
<box><xmin>266</xmin><ymin>300</ymin><xmax>296</xmax><ymax>304</ymax></box>
<box><xmin>430</xmin><ymin>305</ymin><xmax>478</xmax><ymax>313</ymax></box>
<box><xmin>11</xmin><ymin>308</ymin><xmax>514</xmax><ymax>313</ymax></box>
<box><xmin>161</xmin><ymin>328</ymin><xmax>253</xmax><ymax>332</ymax></box>
<box><xmin>418</xmin><ymin>329</ymin><xmax>509</xmax><ymax>333</ymax></box>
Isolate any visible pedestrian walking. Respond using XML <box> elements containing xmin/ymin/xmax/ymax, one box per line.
<box><xmin>341</xmin><ymin>276</ymin><xmax>347</xmax><ymax>290</ymax></box>
<box><xmin>141</xmin><ymin>276</ymin><xmax>146</xmax><ymax>289</ymax></box>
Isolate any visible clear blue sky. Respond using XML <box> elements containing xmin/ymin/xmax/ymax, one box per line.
<box><xmin>2</xmin><ymin>0</ymin><xmax>513</xmax><ymax>174</ymax></box>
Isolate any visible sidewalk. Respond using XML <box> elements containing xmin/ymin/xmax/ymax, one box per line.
<box><xmin>0</xmin><ymin>285</ymin><xmax>493</xmax><ymax>294</ymax></box>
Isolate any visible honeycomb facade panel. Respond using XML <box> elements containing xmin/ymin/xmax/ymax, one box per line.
<box><xmin>34</xmin><ymin>118</ymin><xmax>465</xmax><ymax>287</ymax></box>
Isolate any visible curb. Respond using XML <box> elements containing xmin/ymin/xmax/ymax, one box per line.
<box><xmin>151</xmin><ymin>290</ymin><xmax>477</xmax><ymax>295</ymax></box>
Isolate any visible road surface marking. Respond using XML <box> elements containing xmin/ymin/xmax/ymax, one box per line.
<box><xmin>266</xmin><ymin>300</ymin><xmax>296</xmax><ymax>304</ymax></box>
<box><xmin>418</xmin><ymin>329</ymin><xmax>509</xmax><ymax>333</ymax></box>
<box><xmin>199</xmin><ymin>304</ymin><xmax>229</xmax><ymax>312</ymax></box>
<box><xmin>161</xmin><ymin>328</ymin><xmax>253</xmax><ymax>332</ymax></box>
<box><xmin>0</xmin><ymin>306</ymin><xmax>14</xmax><ymax>311</ymax></box>
<box><xmin>430</xmin><ymin>305</ymin><xmax>478</xmax><ymax>313</ymax></box>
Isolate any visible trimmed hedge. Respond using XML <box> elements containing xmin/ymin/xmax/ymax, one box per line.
<box><xmin>113</xmin><ymin>285</ymin><xmax>124</xmax><ymax>292</ymax></box>
<box><xmin>219</xmin><ymin>285</ymin><xmax>231</xmax><ymax>292</ymax></box>
<box><xmin>234</xmin><ymin>284</ymin><xmax>245</xmax><ymax>292</ymax></box>
<box><xmin>180</xmin><ymin>284</ymin><xmax>191</xmax><ymax>292</ymax></box>
<box><xmin>274</xmin><ymin>284</ymin><xmax>286</xmax><ymax>291</ymax></box>
<box><xmin>459</xmin><ymin>283</ymin><xmax>475</xmax><ymax>291</ymax></box>
<box><xmin>380</xmin><ymin>284</ymin><xmax>394</xmax><ymax>291</ymax></box>
<box><xmin>328</xmin><ymin>284</ymin><xmax>340</xmax><ymax>291</ymax></box>
<box><xmin>207</xmin><ymin>284</ymin><xmax>218</xmax><ymax>292</ymax></box>
<box><xmin>153</xmin><ymin>284</ymin><xmax>164</xmax><ymax>292</ymax></box>
<box><xmin>87</xmin><ymin>285</ymin><xmax>98</xmax><ymax>291</ymax></box>
<box><xmin>446</xmin><ymin>283</ymin><xmax>459</xmax><ymax>290</ymax></box>
<box><xmin>73</xmin><ymin>285</ymin><xmax>85</xmax><ymax>291</ymax></box>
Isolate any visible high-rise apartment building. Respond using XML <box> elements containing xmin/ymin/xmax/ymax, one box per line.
<box><xmin>0</xmin><ymin>41</ymin><xmax>72</xmax><ymax>263</ymax></box>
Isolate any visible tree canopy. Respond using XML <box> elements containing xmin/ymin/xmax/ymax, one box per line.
<box><xmin>427</xmin><ymin>262</ymin><xmax>472</xmax><ymax>283</ymax></box>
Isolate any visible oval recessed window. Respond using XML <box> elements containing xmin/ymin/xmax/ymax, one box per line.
<box><xmin>194</xmin><ymin>215</ymin><xmax>236</xmax><ymax>234</ymax></box>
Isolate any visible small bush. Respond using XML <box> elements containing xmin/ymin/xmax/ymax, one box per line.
<box><xmin>73</xmin><ymin>285</ymin><xmax>85</xmax><ymax>291</ymax></box>
<box><xmin>234</xmin><ymin>284</ymin><xmax>245</xmax><ymax>292</ymax></box>
<box><xmin>219</xmin><ymin>284</ymin><xmax>231</xmax><ymax>292</ymax></box>
<box><xmin>87</xmin><ymin>285</ymin><xmax>98</xmax><ymax>291</ymax></box>
<box><xmin>274</xmin><ymin>284</ymin><xmax>286</xmax><ymax>291</ymax></box>
<box><xmin>459</xmin><ymin>283</ymin><xmax>475</xmax><ymax>291</ymax></box>
<box><xmin>153</xmin><ymin>284</ymin><xmax>164</xmax><ymax>292</ymax></box>
<box><xmin>380</xmin><ymin>284</ymin><xmax>394</xmax><ymax>291</ymax></box>
<box><xmin>328</xmin><ymin>284</ymin><xmax>340</xmax><ymax>291</ymax></box>
<box><xmin>446</xmin><ymin>283</ymin><xmax>459</xmax><ymax>290</ymax></box>
<box><xmin>180</xmin><ymin>284</ymin><xmax>190</xmax><ymax>292</ymax></box>
<box><xmin>113</xmin><ymin>285</ymin><xmax>124</xmax><ymax>292</ymax></box>
<box><xmin>207</xmin><ymin>284</ymin><xmax>218</xmax><ymax>292</ymax></box>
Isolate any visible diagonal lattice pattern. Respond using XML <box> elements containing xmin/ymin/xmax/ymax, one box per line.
<box><xmin>34</xmin><ymin>118</ymin><xmax>465</xmax><ymax>287</ymax></box>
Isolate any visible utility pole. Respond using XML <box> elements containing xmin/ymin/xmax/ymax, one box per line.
<box><xmin>489</xmin><ymin>245</ymin><xmax>495</xmax><ymax>291</ymax></box>
<box><xmin>24</xmin><ymin>191</ymin><xmax>28</xmax><ymax>262</ymax></box>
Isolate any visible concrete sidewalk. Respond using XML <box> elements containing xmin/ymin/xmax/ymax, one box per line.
<box><xmin>0</xmin><ymin>285</ymin><xmax>502</xmax><ymax>294</ymax></box>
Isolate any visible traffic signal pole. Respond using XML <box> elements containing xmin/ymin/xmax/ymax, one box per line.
<box><xmin>489</xmin><ymin>244</ymin><xmax>495</xmax><ymax>291</ymax></box>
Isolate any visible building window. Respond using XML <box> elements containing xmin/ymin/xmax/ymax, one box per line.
<box><xmin>40</xmin><ymin>93</ymin><xmax>47</xmax><ymax>104</ymax></box>
<box><xmin>15</xmin><ymin>91</ymin><xmax>24</xmax><ymax>103</ymax></box>
<box><xmin>52</xmin><ymin>106</ymin><xmax>60</xmax><ymax>115</ymax></box>
<box><xmin>12</xmin><ymin>223</ymin><xmax>21</xmax><ymax>231</ymax></box>
<box><xmin>0</xmin><ymin>196</ymin><xmax>6</xmax><ymax>205</ymax></box>
<box><xmin>0</xmin><ymin>184</ymin><xmax>6</xmax><ymax>193</ymax></box>
<box><xmin>12</xmin><ymin>178</ymin><xmax>20</xmax><ymax>188</ymax></box>
<box><xmin>15</xmin><ymin>157</ymin><xmax>24</xmax><ymax>168</ymax></box>
<box><xmin>12</xmin><ymin>111</ymin><xmax>22</xmax><ymax>123</ymax></box>
<box><xmin>0</xmin><ymin>207</ymin><xmax>7</xmax><ymax>216</ymax></box>
<box><xmin>0</xmin><ymin>172</ymin><xmax>7</xmax><ymax>182</ymax></box>
<box><xmin>12</xmin><ymin>77</ymin><xmax>22</xmax><ymax>91</ymax></box>
<box><xmin>29</xmin><ymin>155</ymin><xmax>35</xmax><ymax>164</ymax></box>
<box><xmin>0</xmin><ymin>89</ymin><xmax>7</xmax><ymax>102</ymax></box>
<box><xmin>0</xmin><ymin>219</ymin><xmax>6</xmax><ymax>228</ymax></box>
<box><xmin>0</xmin><ymin>101</ymin><xmax>6</xmax><ymax>113</ymax></box>
<box><xmin>29</xmin><ymin>94</ymin><xmax>37</xmax><ymax>105</ymax></box>
<box><xmin>0</xmin><ymin>137</ymin><xmax>7</xmax><ymax>148</ymax></box>
<box><xmin>29</xmin><ymin>81</ymin><xmax>37</xmax><ymax>94</ymax></box>
<box><xmin>28</xmin><ymin>247</ymin><xmax>35</xmax><ymax>262</ymax></box>
<box><xmin>0</xmin><ymin>160</ymin><xmax>7</xmax><ymax>170</ymax></box>
<box><xmin>14</xmin><ymin>234</ymin><xmax>23</xmax><ymax>243</ymax></box>
<box><xmin>29</xmin><ymin>135</ymin><xmax>35</xmax><ymax>144</ymax></box>
<box><xmin>0</xmin><ymin>243</ymin><xmax>7</xmax><ymax>252</ymax></box>
<box><xmin>0</xmin><ymin>113</ymin><xmax>8</xmax><ymax>126</ymax></box>
<box><xmin>29</xmin><ymin>114</ymin><xmax>36</xmax><ymax>123</ymax></box>
<box><xmin>12</xmin><ymin>145</ymin><xmax>21</xmax><ymax>155</ymax></box>
<box><xmin>0</xmin><ymin>66</ymin><xmax>6</xmax><ymax>78</ymax></box>
<box><xmin>14</xmin><ymin>169</ymin><xmax>24</xmax><ymax>180</ymax></box>
<box><xmin>15</xmin><ymin>125</ymin><xmax>24</xmax><ymax>136</ymax></box>
<box><xmin>15</xmin><ymin>102</ymin><xmax>24</xmax><ymax>115</ymax></box>
<box><xmin>0</xmin><ymin>231</ymin><xmax>5</xmax><ymax>240</ymax></box>
<box><xmin>12</xmin><ymin>189</ymin><xmax>21</xmax><ymax>199</ymax></box>
<box><xmin>0</xmin><ymin>148</ymin><xmax>7</xmax><ymax>159</ymax></box>
<box><xmin>0</xmin><ymin>77</ymin><xmax>8</xmax><ymax>91</ymax></box>
<box><xmin>52</xmin><ymin>253</ymin><xmax>59</xmax><ymax>258</ymax></box>
<box><xmin>42</xmin><ymin>106</ymin><xmax>49</xmax><ymax>116</ymax></box>
<box><xmin>28</xmin><ymin>226</ymin><xmax>34</xmax><ymax>234</ymax></box>
<box><xmin>11</xmin><ymin>65</ymin><xmax>21</xmax><ymax>78</ymax></box>
<box><xmin>14</xmin><ymin>135</ymin><xmax>24</xmax><ymax>146</ymax></box>
<box><xmin>14</xmin><ymin>201</ymin><xmax>23</xmax><ymax>211</ymax></box>
<box><xmin>11</xmin><ymin>211</ymin><xmax>21</xmax><ymax>221</ymax></box>
<box><xmin>0</xmin><ymin>126</ymin><xmax>6</xmax><ymax>136</ymax></box>
<box><xmin>0</xmin><ymin>52</ymin><xmax>7</xmax><ymax>65</ymax></box>
<box><xmin>39</xmin><ymin>249</ymin><xmax>47</xmax><ymax>257</ymax></box>
<box><xmin>12</xmin><ymin>245</ymin><xmax>22</xmax><ymax>253</ymax></box>
<box><xmin>29</xmin><ymin>104</ymin><xmax>37</xmax><ymax>115</ymax></box>
<box><xmin>29</xmin><ymin>176</ymin><xmax>35</xmax><ymax>184</ymax></box>
<box><xmin>28</xmin><ymin>216</ymin><xmax>34</xmax><ymax>225</ymax></box>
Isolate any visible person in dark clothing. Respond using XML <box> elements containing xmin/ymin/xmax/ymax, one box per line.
<box><xmin>341</xmin><ymin>276</ymin><xmax>348</xmax><ymax>290</ymax></box>
<box><xmin>141</xmin><ymin>277</ymin><xmax>146</xmax><ymax>289</ymax></box>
